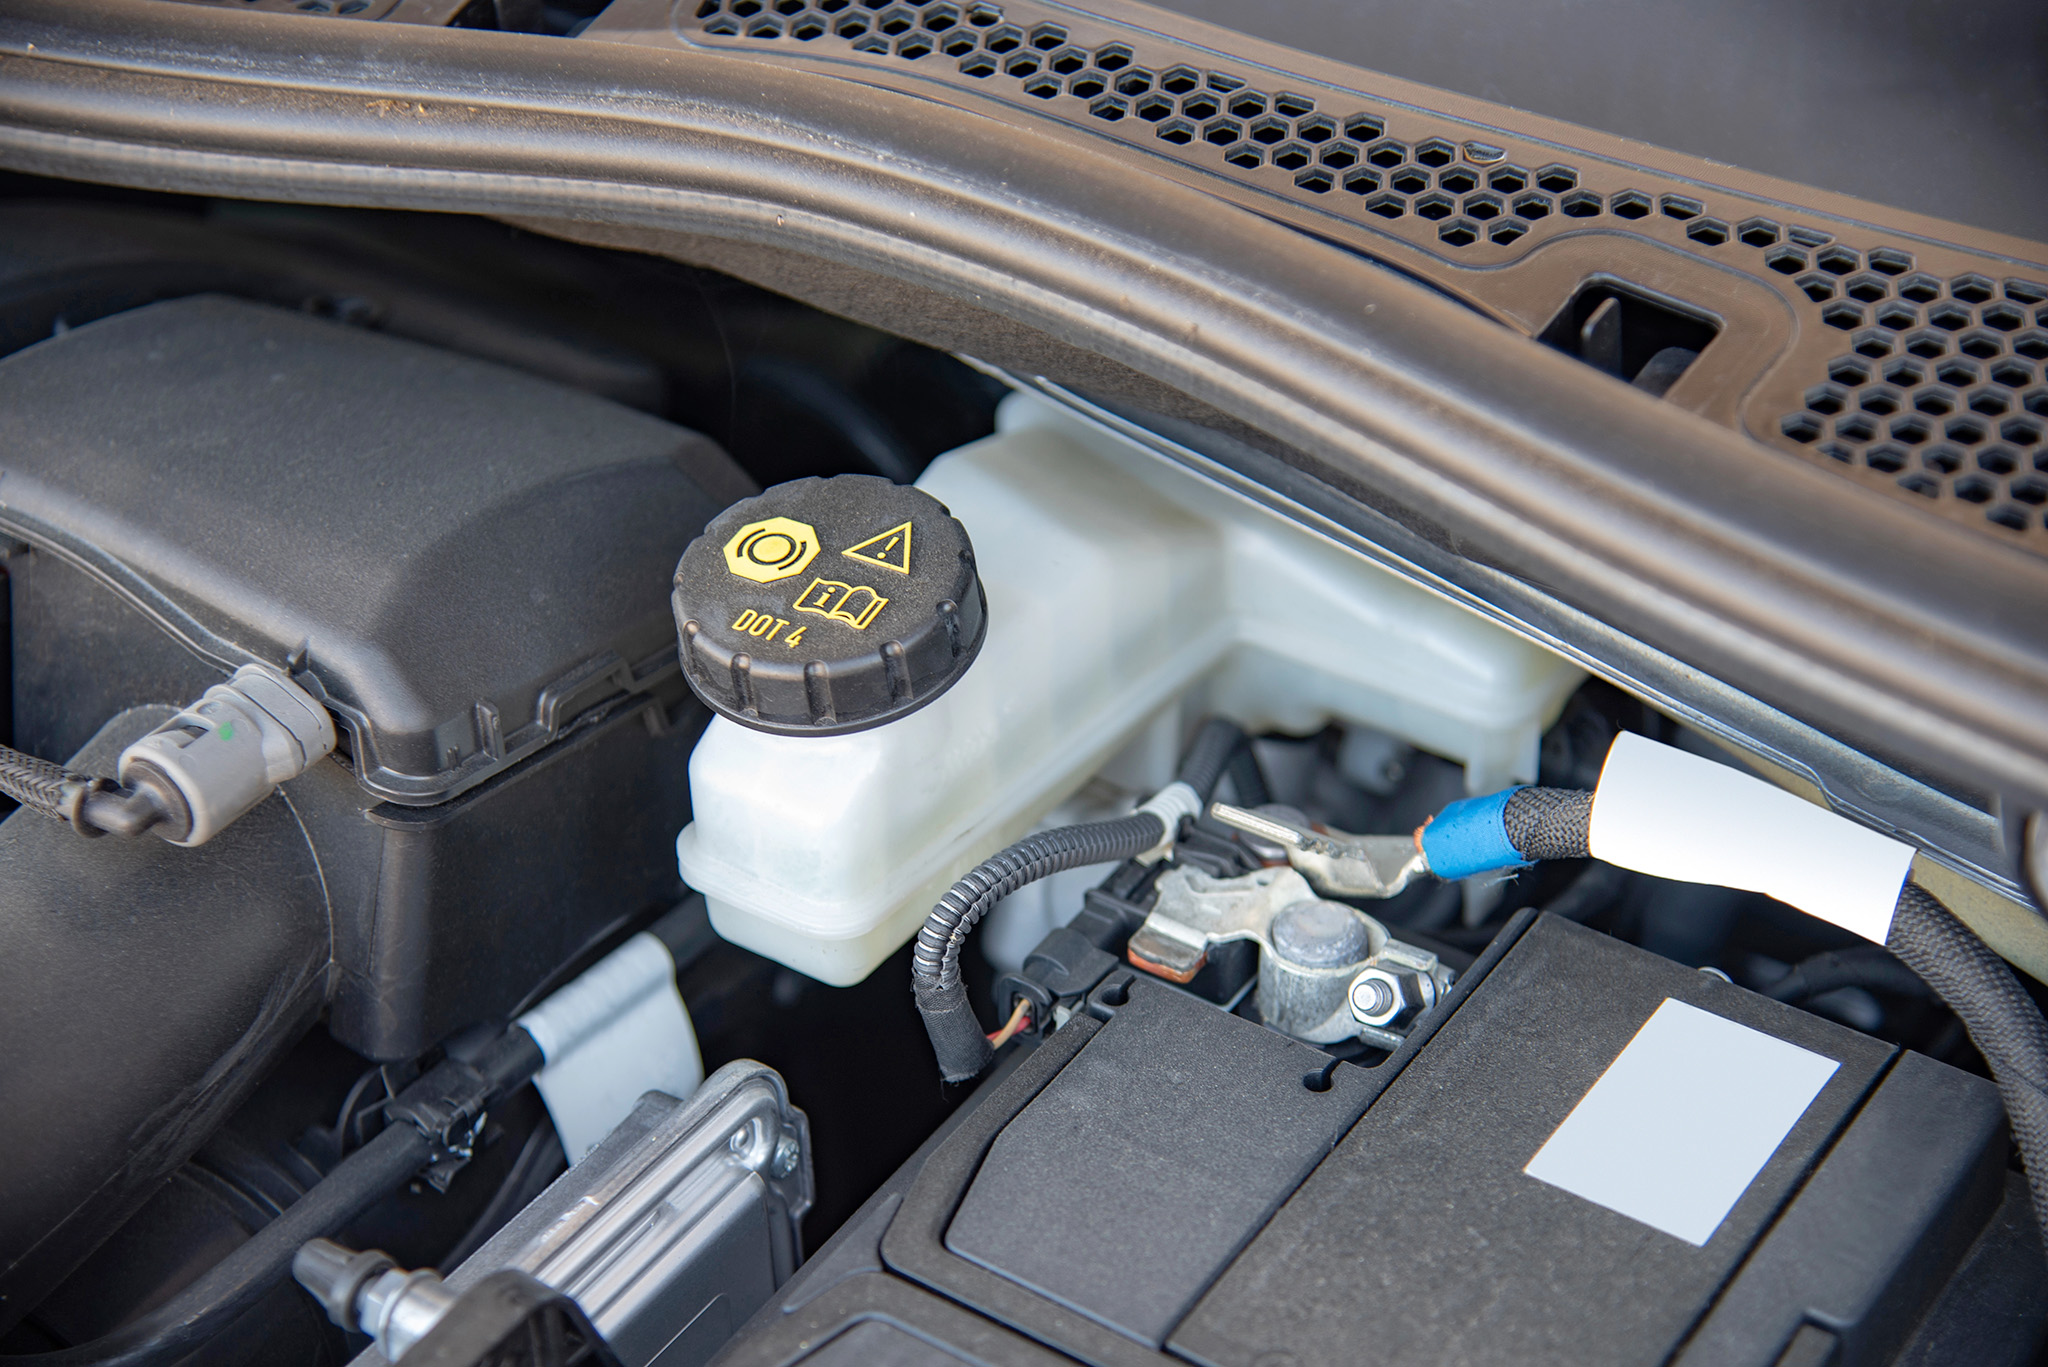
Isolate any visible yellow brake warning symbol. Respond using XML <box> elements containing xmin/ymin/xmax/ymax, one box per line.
<box><xmin>793</xmin><ymin>578</ymin><xmax>889</xmax><ymax>631</ymax></box>
<box><xmin>724</xmin><ymin>517</ymin><xmax>820</xmax><ymax>583</ymax></box>
<box><xmin>841</xmin><ymin>520</ymin><xmax>913</xmax><ymax>575</ymax></box>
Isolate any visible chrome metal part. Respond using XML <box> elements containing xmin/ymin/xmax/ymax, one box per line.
<box><xmin>357</xmin><ymin>1265</ymin><xmax>459</xmax><ymax>1361</ymax></box>
<box><xmin>769</xmin><ymin>1133</ymin><xmax>802</xmax><ymax>1180</ymax></box>
<box><xmin>294</xmin><ymin>1239</ymin><xmax>396</xmax><ymax>1337</ymax></box>
<box><xmin>1346</xmin><ymin>940</ymin><xmax>1456</xmax><ymax>1045</ymax></box>
<box><xmin>1348</xmin><ymin>962</ymin><xmax>1441</xmax><ymax>1034</ymax></box>
<box><xmin>302</xmin><ymin>1240</ymin><xmax>626</xmax><ymax>1365</ymax></box>
<box><xmin>367</xmin><ymin>1061</ymin><xmax>811</xmax><ymax>1367</ymax></box>
<box><xmin>295</xmin><ymin>1238</ymin><xmax>461</xmax><ymax>1363</ymax></box>
<box><xmin>1129</xmin><ymin>866</ymin><xmax>1452</xmax><ymax>1047</ymax></box>
<box><xmin>1208</xmin><ymin>802</ymin><xmax>1429</xmax><ymax>900</ymax></box>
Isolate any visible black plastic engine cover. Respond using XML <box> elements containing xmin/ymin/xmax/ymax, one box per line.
<box><xmin>0</xmin><ymin>293</ymin><xmax>752</xmax><ymax>804</ymax></box>
<box><xmin>719</xmin><ymin>914</ymin><xmax>2044</xmax><ymax>1367</ymax></box>
<box><xmin>0</xmin><ymin>295</ymin><xmax>753</xmax><ymax>1058</ymax></box>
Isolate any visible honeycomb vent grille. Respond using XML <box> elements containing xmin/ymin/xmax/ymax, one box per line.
<box><xmin>683</xmin><ymin>0</ymin><xmax>2048</xmax><ymax>546</ymax></box>
<box><xmin>685</xmin><ymin>0</ymin><xmax>1880</xmax><ymax>265</ymax></box>
<box><xmin>694</xmin><ymin>0</ymin><xmax>1656</xmax><ymax>250</ymax></box>
<box><xmin>1777</xmin><ymin>273</ymin><xmax>2047</xmax><ymax>532</ymax></box>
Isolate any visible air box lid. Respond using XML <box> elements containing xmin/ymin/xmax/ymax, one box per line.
<box><xmin>0</xmin><ymin>294</ymin><xmax>752</xmax><ymax>803</ymax></box>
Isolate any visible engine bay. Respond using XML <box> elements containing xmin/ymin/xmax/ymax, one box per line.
<box><xmin>0</xmin><ymin>181</ymin><xmax>2043</xmax><ymax>1367</ymax></box>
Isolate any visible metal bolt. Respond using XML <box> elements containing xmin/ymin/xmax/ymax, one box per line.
<box><xmin>292</xmin><ymin>1238</ymin><xmax>391</xmax><ymax>1333</ymax></box>
<box><xmin>292</xmin><ymin>1239</ymin><xmax>455</xmax><ymax>1361</ymax></box>
<box><xmin>769</xmin><ymin>1133</ymin><xmax>801</xmax><ymax>1179</ymax></box>
<box><xmin>1349</xmin><ymin>965</ymin><xmax>1434</xmax><ymax>1030</ymax></box>
<box><xmin>1349</xmin><ymin>973</ymin><xmax>1398</xmax><ymax>1023</ymax></box>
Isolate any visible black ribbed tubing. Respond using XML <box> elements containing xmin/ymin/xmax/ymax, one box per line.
<box><xmin>1763</xmin><ymin>945</ymin><xmax>1928</xmax><ymax>1005</ymax></box>
<box><xmin>1174</xmin><ymin>718</ymin><xmax>1243</xmax><ymax>803</ymax></box>
<box><xmin>1182</xmin><ymin>716</ymin><xmax>1268</xmax><ymax>805</ymax></box>
<box><xmin>1886</xmin><ymin>884</ymin><xmax>2048</xmax><ymax>1249</ymax></box>
<box><xmin>913</xmin><ymin>812</ymin><xmax>1165</xmax><ymax>1081</ymax></box>
<box><xmin>1224</xmin><ymin>745</ymin><xmax>1271</xmax><ymax>808</ymax></box>
<box><xmin>912</xmin><ymin>719</ymin><xmax>1262</xmax><ymax>1081</ymax></box>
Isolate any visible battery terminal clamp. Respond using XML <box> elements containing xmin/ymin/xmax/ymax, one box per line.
<box><xmin>1208</xmin><ymin>801</ymin><xmax>1429</xmax><ymax>898</ymax></box>
<box><xmin>1125</xmin><ymin>864</ymin><xmax>1455</xmax><ymax>1048</ymax></box>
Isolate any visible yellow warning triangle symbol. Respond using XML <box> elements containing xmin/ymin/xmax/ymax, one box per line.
<box><xmin>840</xmin><ymin>520</ymin><xmax>914</xmax><ymax>575</ymax></box>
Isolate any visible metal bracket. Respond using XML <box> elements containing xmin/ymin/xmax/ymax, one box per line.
<box><xmin>1208</xmin><ymin>802</ymin><xmax>1429</xmax><ymax>899</ymax></box>
<box><xmin>1126</xmin><ymin>865</ymin><xmax>1352</xmax><ymax>984</ymax></box>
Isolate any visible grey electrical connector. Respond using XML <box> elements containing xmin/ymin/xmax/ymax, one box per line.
<box><xmin>0</xmin><ymin>662</ymin><xmax>336</xmax><ymax>843</ymax></box>
<box><xmin>115</xmin><ymin>663</ymin><xmax>337</xmax><ymax>846</ymax></box>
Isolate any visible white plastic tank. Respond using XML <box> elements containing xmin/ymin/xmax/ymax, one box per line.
<box><xmin>676</xmin><ymin>394</ymin><xmax>1584</xmax><ymax>984</ymax></box>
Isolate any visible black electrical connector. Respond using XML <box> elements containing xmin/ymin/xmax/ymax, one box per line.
<box><xmin>914</xmin><ymin>811</ymin><xmax>1167</xmax><ymax>1083</ymax></box>
<box><xmin>911</xmin><ymin>719</ymin><xmax>1266</xmax><ymax>1083</ymax></box>
<box><xmin>987</xmin><ymin>811</ymin><xmax>1271</xmax><ymax>1049</ymax></box>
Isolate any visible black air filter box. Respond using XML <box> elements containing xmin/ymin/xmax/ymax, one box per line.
<box><xmin>0</xmin><ymin>295</ymin><xmax>754</xmax><ymax>1057</ymax></box>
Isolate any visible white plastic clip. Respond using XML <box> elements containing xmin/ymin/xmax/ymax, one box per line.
<box><xmin>1134</xmin><ymin>780</ymin><xmax>1203</xmax><ymax>864</ymax></box>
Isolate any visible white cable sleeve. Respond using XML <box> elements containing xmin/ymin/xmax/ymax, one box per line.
<box><xmin>517</xmin><ymin>933</ymin><xmax>704</xmax><ymax>1162</ymax></box>
<box><xmin>1588</xmin><ymin>732</ymin><xmax>1915</xmax><ymax>944</ymax></box>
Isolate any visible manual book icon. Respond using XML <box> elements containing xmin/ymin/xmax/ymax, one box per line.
<box><xmin>841</xmin><ymin>520</ymin><xmax>914</xmax><ymax>575</ymax></box>
<box><xmin>793</xmin><ymin>578</ymin><xmax>890</xmax><ymax>631</ymax></box>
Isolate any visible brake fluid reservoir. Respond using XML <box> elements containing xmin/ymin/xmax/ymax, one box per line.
<box><xmin>671</xmin><ymin>475</ymin><xmax>987</xmax><ymax>735</ymax></box>
<box><xmin>674</xmin><ymin>394</ymin><xmax>1582</xmax><ymax>985</ymax></box>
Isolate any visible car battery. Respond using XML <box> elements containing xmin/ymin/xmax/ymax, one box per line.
<box><xmin>715</xmin><ymin>911</ymin><xmax>2043</xmax><ymax>1367</ymax></box>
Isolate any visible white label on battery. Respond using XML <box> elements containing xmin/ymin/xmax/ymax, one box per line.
<box><xmin>1524</xmin><ymin>998</ymin><xmax>1838</xmax><ymax>1246</ymax></box>
<box><xmin>1588</xmin><ymin>732</ymin><xmax>1915</xmax><ymax>944</ymax></box>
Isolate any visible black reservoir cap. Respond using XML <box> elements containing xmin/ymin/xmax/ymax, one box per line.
<box><xmin>671</xmin><ymin>475</ymin><xmax>987</xmax><ymax>735</ymax></box>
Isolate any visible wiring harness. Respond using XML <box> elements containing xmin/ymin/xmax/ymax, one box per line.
<box><xmin>911</xmin><ymin>719</ymin><xmax>1258</xmax><ymax>1082</ymax></box>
